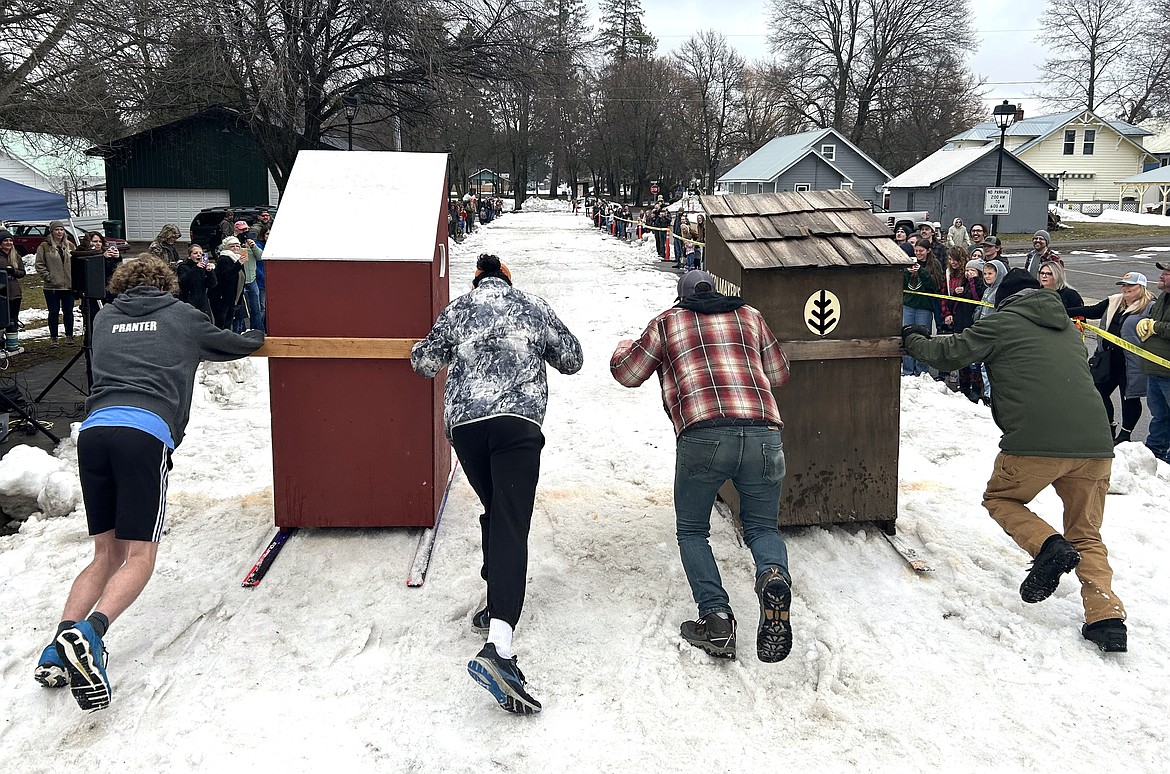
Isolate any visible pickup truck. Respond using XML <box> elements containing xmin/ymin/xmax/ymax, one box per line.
<box><xmin>870</xmin><ymin>205</ymin><xmax>935</xmax><ymax>235</ymax></box>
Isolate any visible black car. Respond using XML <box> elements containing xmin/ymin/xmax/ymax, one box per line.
<box><xmin>189</xmin><ymin>206</ymin><xmax>276</xmax><ymax>251</ymax></box>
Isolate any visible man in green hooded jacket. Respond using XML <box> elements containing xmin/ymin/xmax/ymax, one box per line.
<box><xmin>902</xmin><ymin>268</ymin><xmax>1127</xmax><ymax>653</ymax></box>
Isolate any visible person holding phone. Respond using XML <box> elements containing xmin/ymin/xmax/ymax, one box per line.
<box><xmin>176</xmin><ymin>243</ymin><xmax>218</xmax><ymax>321</ymax></box>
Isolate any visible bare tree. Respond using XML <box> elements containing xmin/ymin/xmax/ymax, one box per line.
<box><xmin>1036</xmin><ymin>0</ymin><xmax>1132</xmax><ymax>112</ymax></box>
<box><xmin>0</xmin><ymin>0</ymin><xmax>92</xmax><ymax>112</ymax></box>
<box><xmin>1112</xmin><ymin>2</ymin><xmax>1170</xmax><ymax>122</ymax></box>
<box><xmin>767</xmin><ymin>0</ymin><xmax>976</xmax><ymax>144</ymax></box>
<box><xmin>674</xmin><ymin>31</ymin><xmax>743</xmax><ymax>194</ymax></box>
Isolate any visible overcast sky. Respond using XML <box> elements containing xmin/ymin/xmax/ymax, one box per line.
<box><xmin>586</xmin><ymin>0</ymin><xmax>1049</xmax><ymax>119</ymax></box>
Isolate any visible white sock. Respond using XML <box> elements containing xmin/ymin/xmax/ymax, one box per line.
<box><xmin>488</xmin><ymin>618</ymin><xmax>514</xmax><ymax>659</ymax></box>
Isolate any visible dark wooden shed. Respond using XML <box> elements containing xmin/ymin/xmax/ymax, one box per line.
<box><xmin>699</xmin><ymin>189</ymin><xmax>914</xmax><ymax>532</ymax></box>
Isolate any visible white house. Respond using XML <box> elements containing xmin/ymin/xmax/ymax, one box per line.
<box><xmin>946</xmin><ymin>109</ymin><xmax>1155</xmax><ymax>206</ymax></box>
<box><xmin>0</xmin><ymin>130</ymin><xmax>106</xmax><ymax>217</ymax></box>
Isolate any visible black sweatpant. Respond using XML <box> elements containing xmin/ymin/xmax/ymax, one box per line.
<box><xmin>451</xmin><ymin>416</ymin><xmax>544</xmax><ymax>629</ymax></box>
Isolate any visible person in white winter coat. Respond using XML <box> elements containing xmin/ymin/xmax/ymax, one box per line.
<box><xmin>947</xmin><ymin>218</ymin><xmax>970</xmax><ymax>248</ymax></box>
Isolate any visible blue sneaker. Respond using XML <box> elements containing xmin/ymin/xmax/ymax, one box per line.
<box><xmin>55</xmin><ymin>621</ymin><xmax>111</xmax><ymax>712</ymax></box>
<box><xmin>467</xmin><ymin>644</ymin><xmax>541</xmax><ymax>715</ymax></box>
<box><xmin>34</xmin><ymin>643</ymin><xmax>68</xmax><ymax>688</ymax></box>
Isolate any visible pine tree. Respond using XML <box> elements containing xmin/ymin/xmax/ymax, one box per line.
<box><xmin>597</xmin><ymin>0</ymin><xmax>656</xmax><ymax>64</ymax></box>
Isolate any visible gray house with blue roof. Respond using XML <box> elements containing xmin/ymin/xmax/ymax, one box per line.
<box><xmin>716</xmin><ymin>128</ymin><xmax>891</xmax><ymax>205</ymax></box>
<box><xmin>946</xmin><ymin>109</ymin><xmax>1155</xmax><ymax>205</ymax></box>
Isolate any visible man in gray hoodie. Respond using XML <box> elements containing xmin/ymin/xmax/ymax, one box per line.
<box><xmin>33</xmin><ymin>256</ymin><xmax>264</xmax><ymax>712</ymax></box>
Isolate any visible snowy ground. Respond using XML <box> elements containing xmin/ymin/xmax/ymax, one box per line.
<box><xmin>1053</xmin><ymin>205</ymin><xmax>1170</xmax><ymax>228</ymax></box>
<box><xmin>2</xmin><ymin>206</ymin><xmax>1169</xmax><ymax>771</ymax></box>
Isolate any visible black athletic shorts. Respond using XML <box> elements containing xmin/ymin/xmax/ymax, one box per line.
<box><xmin>77</xmin><ymin>426</ymin><xmax>173</xmax><ymax>542</ymax></box>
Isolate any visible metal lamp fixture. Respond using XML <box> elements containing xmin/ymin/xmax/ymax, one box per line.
<box><xmin>992</xmin><ymin>100</ymin><xmax>1016</xmax><ymax>130</ymax></box>
<box><xmin>990</xmin><ymin>100</ymin><xmax>1018</xmax><ymax>236</ymax></box>
<box><xmin>342</xmin><ymin>93</ymin><xmax>362</xmax><ymax>151</ymax></box>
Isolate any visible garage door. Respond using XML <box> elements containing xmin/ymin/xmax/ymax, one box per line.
<box><xmin>123</xmin><ymin>188</ymin><xmax>230</xmax><ymax>241</ymax></box>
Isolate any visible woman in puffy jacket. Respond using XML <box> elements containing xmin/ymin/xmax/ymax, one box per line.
<box><xmin>1068</xmin><ymin>273</ymin><xmax>1157</xmax><ymax>444</ymax></box>
<box><xmin>34</xmin><ymin>220</ymin><xmax>75</xmax><ymax>346</ymax></box>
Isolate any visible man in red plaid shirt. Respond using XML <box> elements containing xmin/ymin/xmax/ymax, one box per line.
<box><xmin>610</xmin><ymin>271</ymin><xmax>794</xmax><ymax>663</ymax></box>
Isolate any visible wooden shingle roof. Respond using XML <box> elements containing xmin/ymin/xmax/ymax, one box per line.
<box><xmin>699</xmin><ymin>190</ymin><xmax>913</xmax><ymax>269</ymax></box>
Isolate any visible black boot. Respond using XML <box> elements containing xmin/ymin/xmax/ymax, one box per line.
<box><xmin>1020</xmin><ymin>534</ymin><xmax>1081</xmax><ymax>603</ymax></box>
<box><xmin>680</xmin><ymin>612</ymin><xmax>736</xmax><ymax>659</ymax></box>
<box><xmin>1114</xmin><ymin>428</ymin><xmax>1132</xmax><ymax>445</ymax></box>
<box><xmin>1082</xmin><ymin>618</ymin><xmax>1127</xmax><ymax>653</ymax></box>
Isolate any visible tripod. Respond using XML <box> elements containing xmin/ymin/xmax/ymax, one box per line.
<box><xmin>1</xmin><ymin>384</ymin><xmax>61</xmax><ymax>444</ymax></box>
<box><xmin>35</xmin><ymin>296</ymin><xmax>98</xmax><ymax>403</ymax></box>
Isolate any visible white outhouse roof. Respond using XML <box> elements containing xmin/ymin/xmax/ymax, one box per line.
<box><xmin>264</xmin><ymin>150</ymin><xmax>448</xmax><ymax>262</ymax></box>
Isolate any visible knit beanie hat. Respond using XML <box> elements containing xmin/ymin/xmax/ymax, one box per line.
<box><xmin>0</xmin><ymin>229</ymin><xmax>12</xmax><ymax>242</ymax></box>
<box><xmin>995</xmin><ymin>267</ymin><xmax>1042</xmax><ymax>308</ymax></box>
<box><xmin>49</xmin><ymin>220</ymin><xmax>66</xmax><ymax>230</ymax></box>
<box><xmin>965</xmin><ymin>259</ymin><xmax>985</xmax><ymax>272</ymax></box>
<box><xmin>1033</xmin><ymin>230</ymin><xmax>1051</xmax><ymax>246</ymax></box>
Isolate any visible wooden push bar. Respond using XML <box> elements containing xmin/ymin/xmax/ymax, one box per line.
<box><xmin>253</xmin><ymin>337</ymin><xmax>420</xmax><ymax>359</ymax></box>
<box><xmin>782</xmin><ymin>337</ymin><xmax>902</xmax><ymax>362</ymax></box>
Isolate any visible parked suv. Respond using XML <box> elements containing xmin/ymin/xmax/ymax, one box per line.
<box><xmin>189</xmin><ymin>206</ymin><xmax>276</xmax><ymax>251</ymax></box>
<box><xmin>2</xmin><ymin>221</ymin><xmax>130</xmax><ymax>256</ymax></box>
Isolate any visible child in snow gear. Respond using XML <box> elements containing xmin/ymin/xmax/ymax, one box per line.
<box><xmin>610</xmin><ymin>271</ymin><xmax>794</xmax><ymax>663</ymax></box>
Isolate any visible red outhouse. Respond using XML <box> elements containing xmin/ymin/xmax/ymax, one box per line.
<box><xmin>260</xmin><ymin>150</ymin><xmax>451</xmax><ymax>528</ymax></box>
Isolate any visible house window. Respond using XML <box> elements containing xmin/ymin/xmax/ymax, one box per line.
<box><xmin>794</xmin><ymin>183</ymin><xmax>811</xmax><ymax>192</ymax></box>
<box><xmin>821</xmin><ymin>144</ymin><xmax>836</xmax><ymax>161</ymax></box>
<box><xmin>841</xmin><ymin>182</ymin><xmax>853</xmax><ymax>189</ymax></box>
<box><xmin>1063</xmin><ymin>130</ymin><xmax>1076</xmax><ymax>155</ymax></box>
<box><xmin>1083</xmin><ymin>129</ymin><xmax>1096</xmax><ymax>155</ymax></box>
<box><xmin>754</xmin><ymin>183</ymin><xmax>763</xmax><ymax>194</ymax></box>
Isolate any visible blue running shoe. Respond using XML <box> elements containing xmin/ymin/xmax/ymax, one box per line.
<box><xmin>467</xmin><ymin>644</ymin><xmax>541</xmax><ymax>715</ymax></box>
<box><xmin>56</xmin><ymin>621</ymin><xmax>111</xmax><ymax>712</ymax></box>
<box><xmin>34</xmin><ymin>643</ymin><xmax>68</xmax><ymax>688</ymax></box>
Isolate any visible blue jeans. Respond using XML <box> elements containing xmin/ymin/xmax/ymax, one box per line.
<box><xmin>675</xmin><ymin>425</ymin><xmax>789</xmax><ymax>616</ymax></box>
<box><xmin>1146</xmin><ymin>375</ymin><xmax>1170</xmax><ymax>458</ymax></box>
<box><xmin>233</xmin><ymin>280</ymin><xmax>263</xmax><ymax>332</ymax></box>
<box><xmin>902</xmin><ymin>306</ymin><xmax>933</xmax><ymax>375</ymax></box>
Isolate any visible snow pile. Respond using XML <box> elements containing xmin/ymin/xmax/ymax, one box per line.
<box><xmin>1053</xmin><ymin>205</ymin><xmax>1170</xmax><ymax>228</ymax></box>
<box><xmin>0</xmin><ymin>444</ymin><xmax>80</xmax><ymax>520</ymax></box>
<box><xmin>517</xmin><ymin>197</ymin><xmax>572</xmax><ymax>213</ymax></box>
<box><xmin>2</xmin><ymin>209</ymin><xmax>1169</xmax><ymax>771</ymax></box>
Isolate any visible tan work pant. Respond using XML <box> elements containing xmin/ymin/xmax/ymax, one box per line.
<box><xmin>982</xmin><ymin>453</ymin><xmax>1125</xmax><ymax>624</ymax></box>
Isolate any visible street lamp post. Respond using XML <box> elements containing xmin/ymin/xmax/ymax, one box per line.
<box><xmin>342</xmin><ymin>93</ymin><xmax>362</xmax><ymax>151</ymax></box>
<box><xmin>990</xmin><ymin>99</ymin><xmax>1017</xmax><ymax>236</ymax></box>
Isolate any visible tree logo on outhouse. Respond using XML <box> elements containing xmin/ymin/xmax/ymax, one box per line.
<box><xmin>804</xmin><ymin>290</ymin><xmax>840</xmax><ymax>336</ymax></box>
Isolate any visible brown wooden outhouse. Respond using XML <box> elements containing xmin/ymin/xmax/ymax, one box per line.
<box><xmin>698</xmin><ymin>190</ymin><xmax>914</xmax><ymax>532</ymax></box>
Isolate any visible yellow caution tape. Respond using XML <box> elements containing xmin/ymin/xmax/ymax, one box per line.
<box><xmin>600</xmin><ymin>215</ymin><xmax>706</xmax><ymax>246</ymax></box>
<box><xmin>905</xmin><ymin>290</ymin><xmax>1170</xmax><ymax>370</ymax></box>
<box><xmin>904</xmin><ymin>290</ymin><xmax>993</xmax><ymax>307</ymax></box>
<box><xmin>1076</xmin><ymin>320</ymin><xmax>1170</xmax><ymax>371</ymax></box>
